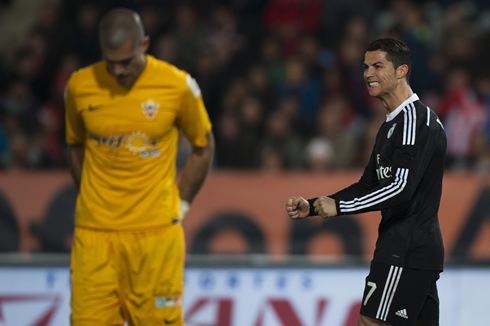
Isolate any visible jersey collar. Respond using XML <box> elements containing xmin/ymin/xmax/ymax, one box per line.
<box><xmin>386</xmin><ymin>93</ymin><xmax>419</xmax><ymax>122</ymax></box>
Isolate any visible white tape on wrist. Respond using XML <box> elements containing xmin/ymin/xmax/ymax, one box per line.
<box><xmin>180</xmin><ymin>199</ymin><xmax>190</xmax><ymax>220</ymax></box>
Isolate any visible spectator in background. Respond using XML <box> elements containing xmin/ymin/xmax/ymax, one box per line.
<box><xmin>0</xmin><ymin>77</ymin><xmax>57</xmax><ymax>168</ymax></box>
<box><xmin>237</xmin><ymin>95</ymin><xmax>264</xmax><ymax>166</ymax></box>
<box><xmin>263</xmin><ymin>0</ymin><xmax>321</xmax><ymax>56</ymax></box>
<box><xmin>139</xmin><ymin>4</ymin><xmax>166</xmax><ymax>55</ymax></box>
<box><xmin>193</xmin><ymin>47</ymin><xmax>221</xmax><ymax>122</ymax></box>
<box><xmin>276</xmin><ymin>57</ymin><xmax>322</xmax><ymax>136</ymax></box>
<box><xmin>31</xmin><ymin>46</ymin><xmax>79</xmax><ymax>169</ymax></box>
<box><xmin>296</xmin><ymin>35</ymin><xmax>323</xmax><ymax>79</ymax></box>
<box><xmin>170</xmin><ymin>3</ymin><xmax>208</xmax><ymax>73</ymax></box>
<box><xmin>305</xmin><ymin>137</ymin><xmax>333</xmax><ymax>171</ymax></box>
<box><xmin>320</xmin><ymin>67</ymin><xmax>342</xmax><ymax>102</ymax></box>
<box><xmin>220</xmin><ymin>77</ymin><xmax>249</xmax><ymax>116</ymax></box>
<box><xmin>471</xmin><ymin>128</ymin><xmax>490</xmax><ymax>173</ymax></box>
<box><xmin>10</xmin><ymin>50</ymin><xmax>38</xmax><ymax>83</ymax></box>
<box><xmin>7</xmin><ymin>130</ymin><xmax>53</xmax><ymax>169</ymax></box>
<box><xmin>261</xmin><ymin>146</ymin><xmax>285</xmax><ymax>172</ymax></box>
<box><xmin>204</xmin><ymin>3</ymin><xmax>249</xmax><ymax>92</ymax></box>
<box><xmin>475</xmin><ymin>75</ymin><xmax>490</xmax><ymax>173</ymax></box>
<box><xmin>259</xmin><ymin>108</ymin><xmax>305</xmax><ymax>169</ymax></box>
<box><xmin>440</xmin><ymin>3</ymin><xmax>479</xmax><ymax>71</ymax></box>
<box><xmin>391</xmin><ymin>0</ymin><xmax>437</xmax><ymax>94</ymax></box>
<box><xmin>215</xmin><ymin>113</ymin><xmax>242</xmax><ymax>167</ymax></box>
<box><xmin>246</xmin><ymin>65</ymin><xmax>272</xmax><ymax>110</ymax></box>
<box><xmin>335</xmin><ymin>17</ymin><xmax>372</xmax><ymax>122</ymax></box>
<box><xmin>358</xmin><ymin>100</ymin><xmax>389</xmax><ymax>166</ymax></box>
<box><xmin>0</xmin><ymin>0</ymin><xmax>489</xmax><ymax>174</ymax></box>
<box><xmin>23</xmin><ymin>30</ymin><xmax>49</xmax><ymax>79</ymax></box>
<box><xmin>337</xmin><ymin>35</ymin><xmax>372</xmax><ymax>120</ymax></box>
<box><xmin>38</xmin><ymin>102</ymin><xmax>64</xmax><ymax>167</ymax></box>
<box><xmin>305</xmin><ymin>95</ymin><xmax>358</xmax><ymax>170</ymax></box>
<box><xmin>439</xmin><ymin>67</ymin><xmax>484</xmax><ymax>169</ymax></box>
<box><xmin>154</xmin><ymin>35</ymin><xmax>179</xmax><ymax>66</ymax></box>
<box><xmin>69</xmin><ymin>3</ymin><xmax>101</xmax><ymax>66</ymax></box>
<box><xmin>50</xmin><ymin>54</ymin><xmax>80</xmax><ymax>104</ymax></box>
<box><xmin>275</xmin><ymin>95</ymin><xmax>299</xmax><ymax>123</ymax></box>
<box><xmin>29</xmin><ymin>1</ymin><xmax>63</xmax><ymax>103</ymax></box>
<box><xmin>258</xmin><ymin>36</ymin><xmax>286</xmax><ymax>86</ymax></box>
<box><xmin>215</xmin><ymin>95</ymin><xmax>263</xmax><ymax>168</ymax></box>
<box><xmin>0</xmin><ymin>79</ymin><xmax>39</xmax><ymax>135</ymax></box>
<box><xmin>8</xmin><ymin>132</ymin><xmax>28</xmax><ymax>168</ymax></box>
<box><xmin>344</xmin><ymin>16</ymin><xmax>370</xmax><ymax>45</ymax></box>
<box><xmin>318</xmin><ymin>0</ymin><xmax>376</xmax><ymax>49</ymax></box>
<box><xmin>32</xmin><ymin>0</ymin><xmax>59</xmax><ymax>37</ymax></box>
<box><xmin>205</xmin><ymin>4</ymin><xmax>243</xmax><ymax>69</ymax></box>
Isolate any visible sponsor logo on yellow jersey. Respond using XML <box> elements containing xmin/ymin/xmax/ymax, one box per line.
<box><xmin>142</xmin><ymin>99</ymin><xmax>159</xmax><ymax>119</ymax></box>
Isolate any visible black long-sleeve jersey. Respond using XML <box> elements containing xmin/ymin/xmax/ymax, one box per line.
<box><xmin>310</xmin><ymin>94</ymin><xmax>447</xmax><ymax>270</ymax></box>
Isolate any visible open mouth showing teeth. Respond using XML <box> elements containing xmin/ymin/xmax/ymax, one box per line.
<box><xmin>369</xmin><ymin>82</ymin><xmax>379</xmax><ymax>87</ymax></box>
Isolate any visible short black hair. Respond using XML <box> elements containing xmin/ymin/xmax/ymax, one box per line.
<box><xmin>367</xmin><ymin>38</ymin><xmax>412</xmax><ymax>83</ymax></box>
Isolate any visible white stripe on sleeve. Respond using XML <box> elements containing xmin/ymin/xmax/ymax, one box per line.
<box><xmin>338</xmin><ymin>168</ymin><xmax>408</xmax><ymax>213</ymax></box>
<box><xmin>406</xmin><ymin>106</ymin><xmax>412</xmax><ymax>145</ymax></box>
<box><xmin>402</xmin><ymin>105</ymin><xmax>417</xmax><ymax>145</ymax></box>
<box><xmin>403</xmin><ymin>108</ymin><xmax>408</xmax><ymax>145</ymax></box>
<box><xmin>410</xmin><ymin>103</ymin><xmax>416</xmax><ymax>145</ymax></box>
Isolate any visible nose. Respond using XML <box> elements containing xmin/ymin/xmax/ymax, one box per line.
<box><xmin>364</xmin><ymin>66</ymin><xmax>374</xmax><ymax>79</ymax></box>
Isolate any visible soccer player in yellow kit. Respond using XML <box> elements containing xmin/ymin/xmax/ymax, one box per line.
<box><xmin>65</xmin><ymin>8</ymin><xmax>214</xmax><ymax>326</ymax></box>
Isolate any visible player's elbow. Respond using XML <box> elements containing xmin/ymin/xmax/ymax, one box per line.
<box><xmin>201</xmin><ymin>131</ymin><xmax>215</xmax><ymax>165</ymax></box>
<box><xmin>205</xmin><ymin>130</ymin><xmax>215</xmax><ymax>155</ymax></box>
<box><xmin>395</xmin><ymin>185</ymin><xmax>413</xmax><ymax>204</ymax></box>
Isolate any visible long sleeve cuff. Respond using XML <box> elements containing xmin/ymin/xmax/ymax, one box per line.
<box><xmin>334</xmin><ymin>198</ymin><xmax>342</xmax><ymax>216</ymax></box>
<box><xmin>307</xmin><ymin>197</ymin><xmax>318</xmax><ymax>216</ymax></box>
<box><xmin>308</xmin><ymin>197</ymin><xmax>342</xmax><ymax>217</ymax></box>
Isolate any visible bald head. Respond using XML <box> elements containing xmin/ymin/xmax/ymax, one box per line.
<box><xmin>99</xmin><ymin>8</ymin><xmax>145</xmax><ymax>50</ymax></box>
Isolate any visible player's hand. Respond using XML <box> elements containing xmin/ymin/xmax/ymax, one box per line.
<box><xmin>313</xmin><ymin>196</ymin><xmax>337</xmax><ymax>218</ymax></box>
<box><xmin>180</xmin><ymin>199</ymin><xmax>190</xmax><ymax>221</ymax></box>
<box><xmin>285</xmin><ymin>196</ymin><xmax>310</xmax><ymax>219</ymax></box>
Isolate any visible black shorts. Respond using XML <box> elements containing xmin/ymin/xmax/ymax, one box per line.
<box><xmin>359</xmin><ymin>261</ymin><xmax>440</xmax><ymax>326</ymax></box>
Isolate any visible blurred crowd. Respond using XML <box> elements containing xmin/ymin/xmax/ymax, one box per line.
<box><xmin>2</xmin><ymin>0</ymin><xmax>490</xmax><ymax>172</ymax></box>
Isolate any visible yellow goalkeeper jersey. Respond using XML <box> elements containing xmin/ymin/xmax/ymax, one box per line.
<box><xmin>65</xmin><ymin>55</ymin><xmax>212</xmax><ymax>230</ymax></box>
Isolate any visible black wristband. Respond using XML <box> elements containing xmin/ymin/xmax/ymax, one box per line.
<box><xmin>307</xmin><ymin>197</ymin><xmax>318</xmax><ymax>216</ymax></box>
<box><xmin>334</xmin><ymin>198</ymin><xmax>342</xmax><ymax>216</ymax></box>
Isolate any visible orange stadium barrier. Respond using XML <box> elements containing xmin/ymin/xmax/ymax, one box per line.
<box><xmin>0</xmin><ymin>170</ymin><xmax>489</xmax><ymax>263</ymax></box>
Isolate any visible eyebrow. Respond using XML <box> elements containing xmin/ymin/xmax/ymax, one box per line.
<box><xmin>364</xmin><ymin>61</ymin><xmax>384</xmax><ymax>66</ymax></box>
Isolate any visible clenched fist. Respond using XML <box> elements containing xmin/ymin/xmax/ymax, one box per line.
<box><xmin>313</xmin><ymin>196</ymin><xmax>338</xmax><ymax>218</ymax></box>
<box><xmin>286</xmin><ymin>196</ymin><xmax>338</xmax><ymax>220</ymax></box>
<box><xmin>285</xmin><ymin>196</ymin><xmax>310</xmax><ymax>219</ymax></box>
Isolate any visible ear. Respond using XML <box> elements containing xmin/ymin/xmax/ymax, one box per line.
<box><xmin>142</xmin><ymin>36</ymin><xmax>150</xmax><ymax>53</ymax></box>
<box><xmin>397</xmin><ymin>64</ymin><xmax>409</xmax><ymax>80</ymax></box>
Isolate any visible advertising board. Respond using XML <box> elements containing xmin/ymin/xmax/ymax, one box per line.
<box><xmin>0</xmin><ymin>266</ymin><xmax>488</xmax><ymax>326</ymax></box>
<box><xmin>1</xmin><ymin>172</ymin><xmax>489</xmax><ymax>263</ymax></box>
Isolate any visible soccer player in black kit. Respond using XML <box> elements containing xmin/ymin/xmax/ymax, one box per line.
<box><xmin>286</xmin><ymin>38</ymin><xmax>446</xmax><ymax>326</ymax></box>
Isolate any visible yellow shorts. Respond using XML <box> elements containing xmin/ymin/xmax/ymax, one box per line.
<box><xmin>70</xmin><ymin>224</ymin><xmax>185</xmax><ymax>326</ymax></box>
